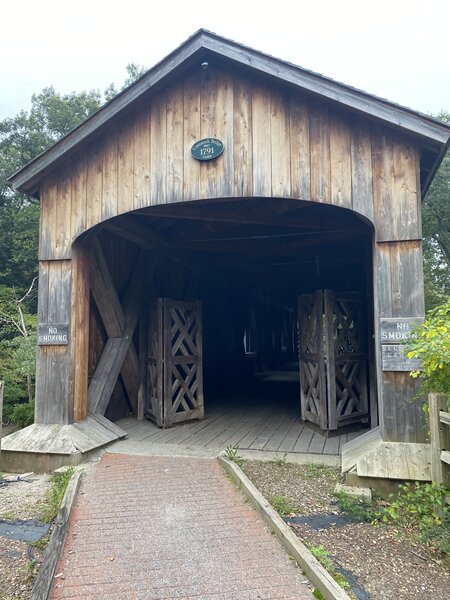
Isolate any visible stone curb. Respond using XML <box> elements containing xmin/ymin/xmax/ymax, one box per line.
<box><xmin>30</xmin><ymin>466</ymin><xmax>83</xmax><ymax>600</ymax></box>
<box><xmin>218</xmin><ymin>455</ymin><xmax>351</xmax><ymax>600</ymax></box>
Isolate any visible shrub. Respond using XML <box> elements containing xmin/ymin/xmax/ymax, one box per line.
<box><xmin>10</xmin><ymin>401</ymin><xmax>34</xmax><ymax>428</ymax></box>
<box><xmin>404</xmin><ymin>299</ymin><xmax>450</xmax><ymax>408</ymax></box>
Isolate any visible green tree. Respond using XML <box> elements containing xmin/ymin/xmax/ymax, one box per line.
<box><xmin>422</xmin><ymin>112</ymin><xmax>450</xmax><ymax>309</ymax></box>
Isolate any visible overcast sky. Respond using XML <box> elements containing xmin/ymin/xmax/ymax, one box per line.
<box><xmin>1</xmin><ymin>0</ymin><xmax>449</xmax><ymax>120</ymax></box>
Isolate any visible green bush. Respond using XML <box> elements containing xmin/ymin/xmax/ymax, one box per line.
<box><xmin>10</xmin><ymin>401</ymin><xmax>34</xmax><ymax>428</ymax></box>
<box><xmin>404</xmin><ymin>299</ymin><xmax>450</xmax><ymax>408</ymax></box>
<box><xmin>383</xmin><ymin>482</ymin><xmax>450</xmax><ymax>557</ymax></box>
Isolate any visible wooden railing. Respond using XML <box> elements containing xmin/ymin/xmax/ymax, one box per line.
<box><xmin>429</xmin><ymin>393</ymin><xmax>450</xmax><ymax>489</ymax></box>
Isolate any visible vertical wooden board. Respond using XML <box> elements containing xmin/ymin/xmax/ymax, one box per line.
<box><xmin>166</xmin><ymin>85</ymin><xmax>184</xmax><ymax>203</ymax></box>
<box><xmin>372</xmin><ymin>127</ymin><xmax>394</xmax><ymax>241</ymax></box>
<box><xmin>309</xmin><ymin>104</ymin><xmax>331</xmax><ymax>203</ymax></box>
<box><xmin>54</xmin><ymin>169</ymin><xmax>72</xmax><ymax>259</ymax></box>
<box><xmin>270</xmin><ymin>88</ymin><xmax>291</xmax><ymax>197</ymax></box>
<box><xmin>39</xmin><ymin>179</ymin><xmax>56</xmax><ymax>260</ymax></box>
<box><xmin>351</xmin><ymin>118</ymin><xmax>374</xmax><ymax>222</ymax></box>
<box><xmin>199</xmin><ymin>69</ymin><xmax>219</xmax><ymax>198</ymax></box>
<box><xmin>34</xmin><ymin>351</ymin><xmax>49</xmax><ymax>424</ymax></box>
<box><xmin>37</xmin><ymin>261</ymin><xmax>50</xmax><ymax>324</ymax></box>
<box><xmin>251</xmin><ymin>85</ymin><xmax>271</xmax><ymax>196</ymax></box>
<box><xmin>393</xmin><ymin>135</ymin><xmax>420</xmax><ymax>240</ymax></box>
<box><xmin>118</xmin><ymin>112</ymin><xmax>135</xmax><ymax>215</ymax></box>
<box><xmin>233</xmin><ymin>77</ymin><xmax>252</xmax><ymax>196</ymax></box>
<box><xmin>150</xmin><ymin>91</ymin><xmax>168</xmax><ymax>205</ymax></box>
<box><xmin>133</xmin><ymin>101</ymin><xmax>151</xmax><ymax>209</ymax></box>
<box><xmin>329</xmin><ymin>112</ymin><xmax>352</xmax><ymax>209</ymax></box>
<box><xmin>375</xmin><ymin>242</ymin><xmax>393</xmax><ymax>318</ymax></box>
<box><xmin>213</xmin><ymin>71</ymin><xmax>234</xmax><ymax>197</ymax></box>
<box><xmin>71</xmin><ymin>244</ymin><xmax>89</xmax><ymax>421</ymax></box>
<box><xmin>389</xmin><ymin>240</ymin><xmax>425</xmax><ymax>317</ymax></box>
<box><xmin>382</xmin><ymin>371</ymin><xmax>398</xmax><ymax>441</ymax></box>
<box><xmin>47</xmin><ymin>260</ymin><xmax>72</xmax><ymax>323</ymax></box>
<box><xmin>70</xmin><ymin>154</ymin><xmax>87</xmax><ymax>243</ymax></box>
<box><xmin>47</xmin><ymin>261</ymin><xmax>62</xmax><ymax>324</ymax></box>
<box><xmin>86</xmin><ymin>141</ymin><xmax>103</xmax><ymax>231</ymax></box>
<box><xmin>101</xmin><ymin>128</ymin><xmax>119</xmax><ymax>221</ymax></box>
<box><xmin>183</xmin><ymin>72</ymin><xmax>201</xmax><ymax>201</ymax></box>
<box><xmin>395</xmin><ymin>372</ymin><xmax>421</xmax><ymax>443</ymax></box>
<box><xmin>289</xmin><ymin>94</ymin><xmax>310</xmax><ymax>200</ymax></box>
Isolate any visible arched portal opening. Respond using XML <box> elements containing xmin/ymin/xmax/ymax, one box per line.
<box><xmin>80</xmin><ymin>197</ymin><xmax>376</xmax><ymax>449</ymax></box>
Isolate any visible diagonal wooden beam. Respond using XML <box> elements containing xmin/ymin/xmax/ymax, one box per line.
<box><xmin>88</xmin><ymin>239</ymin><xmax>142</xmax><ymax>413</ymax></box>
<box><xmin>88</xmin><ymin>255</ymin><xmax>143</xmax><ymax>415</ymax></box>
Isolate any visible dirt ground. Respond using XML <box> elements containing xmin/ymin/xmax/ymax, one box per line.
<box><xmin>0</xmin><ymin>472</ymin><xmax>50</xmax><ymax>599</ymax></box>
<box><xmin>242</xmin><ymin>460</ymin><xmax>450</xmax><ymax>600</ymax></box>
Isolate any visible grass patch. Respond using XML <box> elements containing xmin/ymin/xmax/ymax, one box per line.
<box><xmin>301</xmin><ymin>463</ymin><xmax>339</xmax><ymax>480</ymax></box>
<box><xmin>307</xmin><ymin>543</ymin><xmax>351</xmax><ymax>592</ymax></box>
<box><xmin>333</xmin><ymin>491</ymin><xmax>376</xmax><ymax>523</ymax></box>
<box><xmin>269</xmin><ymin>494</ymin><xmax>296</xmax><ymax>516</ymax></box>
<box><xmin>223</xmin><ymin>445</ymin><xmax>244</xmax><ymax>466</ymax></box>
<box><xmin>40</xmin><ymin>467</ymin><xmax>74</xmax><ymax>523</ymax></box>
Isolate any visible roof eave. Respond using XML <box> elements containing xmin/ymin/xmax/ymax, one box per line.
<box><xmin>8</xmin><ymin>29</ymin><xmax>450</xmax><ymax>196</ymax></box>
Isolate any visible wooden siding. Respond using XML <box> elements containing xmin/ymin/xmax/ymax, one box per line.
<box><xmin>376</xmin><ymin>240</ymin><xmax>426</xmax><ymax>443</ymax></box>
<box><xmin>38</xmin><ymin>66</ymin><xmax>421</xmax><ymax>261</ymax></box>
<box><xmin>35</xmin><ymin>260</ymin><xmax>72</xmax><ymax>424</ymax></box>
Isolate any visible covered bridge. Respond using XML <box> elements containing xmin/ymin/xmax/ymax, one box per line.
<box><xmin>3</xmin><ymin>30</ymin><xmax>450</xmax><ymax>477</ymax></box>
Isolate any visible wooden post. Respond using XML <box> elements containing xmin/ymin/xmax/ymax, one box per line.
<box><xmin>429</xmin><ymin>393</ymin><xmax>450</xmax><ymax>485</ymax></box>
<box><xmin>71</xmin><ymin>244</ymin><xmax>90</xmax><ymax>421</ymax></box>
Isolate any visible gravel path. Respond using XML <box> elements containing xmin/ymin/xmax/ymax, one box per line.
<box><xmin>242</xmin><ymin>460</ymin><xmax>450</xmax><ymax>600</ymax></box>
<box><xmin>0</xmin><ymin>473</ymin><xmax>51</xmax><ymax>598</ymax></box>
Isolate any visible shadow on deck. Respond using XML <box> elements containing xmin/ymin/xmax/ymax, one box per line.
<box><xmin>114</xmin><ymin>374</ymin><xmax>369</xmax><ymax>462</ymax></box>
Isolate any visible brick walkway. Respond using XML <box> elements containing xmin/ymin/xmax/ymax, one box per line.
<box><xmin>52</xmin><ymin>454</ymin><xmax>313</xmax><ymax>599</ymax></box>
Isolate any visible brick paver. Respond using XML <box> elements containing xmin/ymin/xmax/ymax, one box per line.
<box><xmin>52</xmin><ymin>454</ymin><xmax>313</xmax><ymax>599</ymax></box>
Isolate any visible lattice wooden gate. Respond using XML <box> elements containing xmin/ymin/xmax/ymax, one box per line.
<box><xmin>145</xmin><ymin>298</ymin><xmax>204</xmax><ymax>427</ymax></box>
<box><xmin>298</xmin><ymin>290</ymin><xmax>369</xmax><ymax>430</ymax></box>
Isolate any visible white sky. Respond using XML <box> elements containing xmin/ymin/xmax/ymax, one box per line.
<box><xmin>1</xmin><ymin>0</ymin><xmax>449</xmax><ymax>120</ymax></box>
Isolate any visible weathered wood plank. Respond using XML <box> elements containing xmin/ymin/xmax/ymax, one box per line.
<box><xmin>392</xmin><ymin>135</ymin><xmax>420</xmax><ymax>240</ymax></box>
<box><xmin>329</xmin><ymin>112</ymin><xmax>352</xmax><ymax>209</ymax></box>
<box><xmin>429</xmin><ymin>393</ymin><xmax>449</xmax><ymax>484</ymax></box>
<box><xmin>375</xmin><ymin>242</ymin><xmax>393</xmax><ymax>318</ymax></box>
<box><xmin>85</xmin><ymin>141</ymin><xmax>103</xmax><ymax>231</ymax></box>
<box><xmin>101</xmin><ymin>129</ymin><xmax>118</xmax><ymax>221</ymax></box>
<box><xmin>133</xmin><ymin>102</ymin><xmax>151</xmax><ymax>209</ymax></box>
<box><xmin>270</xmin><ymin>88</ymin><xmax>291</xmax><ymax>198</ymax></box>
<box><xmin>310</xmin><ymin>104</ymin><xmax>330</xmax><ymax>202</ymax></box>
<box><xmin>252</xmin><ymin>85</ymin><xmax>271</xmax><ymax>196</ymax></box>
<box><xmin>233</xmin><ymin>76</ymin><xmax>252</xmax><ymax>196</ymax></box>
<box><xmin>70</xmin><ymin>154</ymin><xmax>87</xmax><ymax>243</ymax></box>
<box><xmin>372</xmin><ymin>128</ymin><xmax>394</xmax><ymax>241</ymax></box>
<box><xmin>351</xmin><ymin>118</ymin><xmax>374</xmax><ymax>222</ymax></box>
<box><xmin>71</xmin><ymin>244</ymin><xmax>90</xmax><ymax>422</ymax></box>
<box><xmin>166</xmin><ymin>86</ymin><xmax>184</xmax><ymax>203</ymax></box>
<box><xmin>183</xmin><ymin>72</ymin><xmax>201</xmax><ymax>201</ymax></box>
<box><xmin>289</xmin><ymin>94</ymin><xmax>310</xmax><ymax>200</ymax></box>
<box><xmin>389</xmin><ymin>240</ymin><xmax>425</xmax><ymax>317</ymax></box>
<box><xmin>150</xmin><ymin>91</ymin><xmax>167</xmax><ymax>204</ymax></box>
<box><xmin>117</xmin><ymin>112</ymin><xmax>135</xmax><ymax>215</ymax></box>
<box><xmin>55</xmin><ymin>170</ymin><xmax>72</xmax><ymax>259</ymax></box>
<box><xmin>88</xmin><ymin>273</ymin><xmax>142</xmax><ymax>415</ymax></box>
<box><xmin>89</xmin><ymin>238</ymin><xmax>125</xmax><ymax>336</ymax></box>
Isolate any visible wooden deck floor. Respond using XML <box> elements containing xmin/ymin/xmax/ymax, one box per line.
<box><xmin>116</xmin><ymin>376</ymin><xmax>368</xmax><ymax>457</ymax></box>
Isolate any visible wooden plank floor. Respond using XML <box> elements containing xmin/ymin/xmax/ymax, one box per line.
<box><xmin>116</xmin><ymin>376</ymin><xmax>368</xmax><ymax>456</ymax></box>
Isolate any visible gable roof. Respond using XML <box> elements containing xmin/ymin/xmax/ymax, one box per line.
<box><xmin>9</xmin><ymin>29</ymin><xmax>450</xmax><ymax>197</ymax></box>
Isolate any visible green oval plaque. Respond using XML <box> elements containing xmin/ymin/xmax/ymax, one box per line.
<box><xmin>191</xmin><ymin>137</ymin><xmax>224</xmax><ymax>161</ymax></box>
